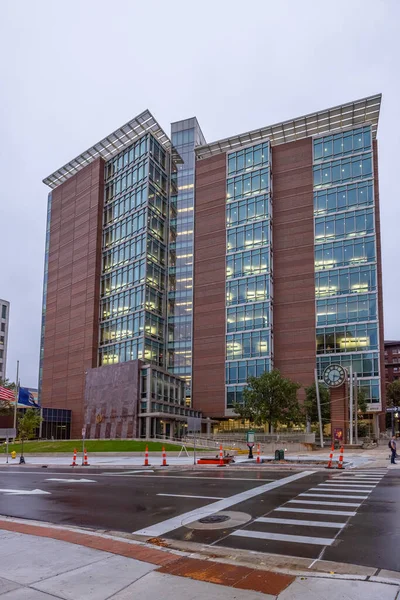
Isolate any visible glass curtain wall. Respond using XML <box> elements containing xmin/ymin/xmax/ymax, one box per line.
<box><xmin>313</xmin><ymin>126</ymin><xmax>381</xmax><ymax>408</ymax></box>
<box><xmin>225</xmin><ymin>141</ymin><xmax>273</xmax><ymax>410</ymax></box>
<box><xmin>99</xmin><ymin>133</ymin><xmax>170</xmax><ymax>368</ymax></box>
<box><xmin>38</xmin><ymin>191</ymin><xmax>52</xmax><ymax>403</ymax></box>
<box><xmin>168</xmin><ymin>119</ymin><xmax>206</xmax><ymax>404</ymax></box>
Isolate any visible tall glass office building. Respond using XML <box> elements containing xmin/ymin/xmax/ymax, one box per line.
<box><xmin>168</xmin><ymin>119</ymin><xmax>206</xmax><ymax>402</ymax></box>
<box><xmin>313</xmin><ymin>125</ymin><xmax>381</xmax><ymax>408</ymax></box>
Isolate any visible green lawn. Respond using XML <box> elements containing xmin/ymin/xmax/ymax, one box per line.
<box><xmin>2</xmin><ymin>440</ymin><xmax>192</xmax><ymax>453</ymax></box>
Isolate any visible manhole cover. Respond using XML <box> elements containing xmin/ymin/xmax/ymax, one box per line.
<box><xmin>199</xmin><ymin>514</ymin><xmax>230</xmax><ymax>524</ymax></box>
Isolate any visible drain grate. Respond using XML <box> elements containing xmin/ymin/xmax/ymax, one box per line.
<box><xmin>199</xmin><ymin>514</ymin><xmax>230</xmax><ymax>524</ymax></box>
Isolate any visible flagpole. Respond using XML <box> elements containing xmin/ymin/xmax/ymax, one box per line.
<box><xmin>13</xmin><ymin>360</ymin><xmax>19</xmax><ymax>434</ymax></box>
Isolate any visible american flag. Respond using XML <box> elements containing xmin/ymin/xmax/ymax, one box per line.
<box><xmin>0</xmin><ymin>386</ymin><xmax>16</xmax><ymax>402</ymax></box>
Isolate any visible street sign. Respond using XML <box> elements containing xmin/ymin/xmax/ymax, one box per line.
<box><xmin>246</xmin><ymin>430</ymin><xmax>255</xmax><ymax>445</ymax></box>
<box><xmin>187</xmin><ymin>417</ymin><xmax>201</xmax><ymax>433</ymax></box>
<box><xmin>386</xmin><ymin>407</ymin><xmax>399</xmax><ymax>413</ymax></box>
<box><xmin>0</xmin><ymin>428</ymin><xmax>16</xmax><ymax>438</ymax></box>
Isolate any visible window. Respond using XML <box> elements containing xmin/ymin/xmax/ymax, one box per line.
<box><xmin>317</xmin><ymin>352</ymin><xmax>379</xmax><ymax>378</ymax></box>
<box><xmin>313</xmin><ymin>127</ymin><xmax>372</xmax><ymax>161</ymax></box>
<box><xmin>1</xmin><ymin>305</ymin><xmax>6</xmax><ymax>319</ymax></box>
<box><xmin>314</xmin><ymin>181</ymin><xmax>373</xmax><ymax>216</ymax></box>
<box><xmin>316</xmin><ymin>294</ymin><xmax>377</xmax><ymax>326</ymax></box>
<box><xmin>313</xmin><ymin>153</ymin><xmax>373</xmax><ymax>188</ymax></box>
<box><xmin>0</xmin><ymin>323</ymin><xmax>4</xmax><ymax>332</ymax></box>
<box><xmin>316</xmin><ymin>323</ymin><xmax>378</xmax><ymax>354</ymax></box>
<box><xmin>228</xmin><ymin>142</ymin><xmax>270</xmax><ymax>175</ymax></box>
<box><xmin>315</xmin><ymin>209</ymin><xmax>374</xmax><ymax>242</ymax></box>
<box><xmin>227</xmin><ymin>221</ymin><xmax>269</xmax><ymax>252</ymax></box>
<box><xmin>226</xmin><ymin>386</ymin><xmax>246</xmax><ymax>408</ymax></box>
<box><xmin>227</xmin><ymin>302</ymin><xmax>270</xmax><ymax>332</ymax></box>
<box><xmin>227</xmin><ymin>168</ymin><xmax>269</xmax><ymax>200</ymax></box>
<box><xmin>227</xmin><ymin>194</ymin><xmax>270</xmax><ymax>227</ymax></box>
<box><xmin>315</xmin><ymin>265</ymin><xmax>376</xmax><ymax>297</ymax></box>
<box><xmin>227</xmin><ymin>275</ymin><xmax>270</xmax><ymax>306</ymax></box>
<box><xmin>226</xmin><ymin>330</ymin><xmax>269</xmax><ymax>360</ymax></box>
<box><xmin>315</xmin><ymin>236</ymin><xmax>375</xmax><ymax>270</ymax></box>
<box><xmin>226</xmin><ymin>248</ymin><xmax>269</xmax><ymax>279</ymax></box>
<box><xmin>226</xmin><ymin>359</ymin><xmax>270</xmax><ymax>384</ymax></box>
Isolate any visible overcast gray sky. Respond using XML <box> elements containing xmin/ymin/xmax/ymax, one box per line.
<box><xmin>0</xmin><ymin>0</ymin><xmax>399</xmax><ymax>387</ymax></box>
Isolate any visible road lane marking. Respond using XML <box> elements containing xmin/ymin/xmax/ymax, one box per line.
<box><xmin>300</xmin><ymin>493</ymin><xmax>368</xmax><ymax>499</ymax></box>
<box><xmin>104</xmin><ymin>474</ymin><xmax>275</xmax><ymax>482</ymax></box>
<box><xmin>307</xmin><ymin>487</ymin><xmax>371</xmax><ymax>494</ymax></box>
<box><xmin>0</xmin><ymin>488</ymin><xmax>50</xmax><ymax>496</ymax></box>
<box><xmin>45</xmin><ymin>479</ymin><xmax>97</xmax><ymax>483</ymax></box>
<box><xmin>133</xmin><ymin>470</ymin><xmax>315</xmax><ymax>536</ymax></box>
<box><xmin>157</xmin><ymin>493</ymin><xmax>224</xmax><ymax>500</ymax></box>
<box><xmin>317</xmin><ymin>483</ymin><xmax>375</xmax><ymax>489</ymax></box>
<box><xmin>276</xmin><ymin>507</ymin><xmax>356</xmax><ymax>516</ymax></box>
<box><xmin>255</xmin><ymin>517</ymin><xmax>344</xmax><ymax>528</ymax></box>
<box><xmin>231</xmin><ymin>529</ymin><xmax>334</xmax><ymax>546</ymax></box>
<box><xmin>288</xmin><ymin>500</ymin><xmax>360</xmax><ymax>507</ymax></box>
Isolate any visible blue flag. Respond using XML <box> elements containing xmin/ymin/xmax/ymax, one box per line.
<box><xmin>18</xmin><ymin>387</ymin><xmax>40</xmax><ymax>408</ymax></box>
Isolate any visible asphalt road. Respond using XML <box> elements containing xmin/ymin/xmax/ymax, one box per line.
<box><xmin>0</xmin><ymin>466</ymin><xmax>397</xmax><ymax>571</ymax></box>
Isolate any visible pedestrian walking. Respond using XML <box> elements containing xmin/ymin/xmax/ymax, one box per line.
<box><xmin>389</xmin><ymin>436</ymin><xmax>397</xmax><ymax>465</ymax></box>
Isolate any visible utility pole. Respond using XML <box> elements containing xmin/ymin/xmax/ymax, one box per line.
<box><xmin>349</xmin><ymin>364</ymin><xmax>353</xmax><ymax>445</ymax></box>
<box><xmin>314</xmin><ymin>368</ymin><xmax>324</xmax><ymax>448</ymax></box>
<box><xmin>354</xmin><ymin>372</ymin><xmax>358</xmax><ymax>444</ymax></box>
<box><xmin>13</xmin><ymin>360</ymin><xmax>19</xmax><ymax>433</ymax></box>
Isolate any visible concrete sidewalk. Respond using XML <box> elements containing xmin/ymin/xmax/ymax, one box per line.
<box><xmin>0</xmin><ymin>519</ymin><xmax>399</xmax><ymax>599</ymax></box>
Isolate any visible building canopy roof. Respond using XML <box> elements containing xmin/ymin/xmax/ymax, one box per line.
<box><xmin>43</xmin><ymin>110</ymin><xmax>172</xmax><ymax>189</ymax></box>
<box><xmin>195</xmin><ymin>94</ymin><xmax>382</xmax><ymax>160</ymax></box>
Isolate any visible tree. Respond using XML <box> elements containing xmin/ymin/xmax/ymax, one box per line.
<box><xmin>18</xmin><ymin>409</ymin><xmax>42</xmax><ymax>459</ymax></box>
<box><xmin>356</xmin><ymin>386</ymin><xmax>368</xmax><ymax>414</ymax></box>
<box><xmin>304</xmin><ymin>383</ymin><xmax>330</xmax><ymax>425</ymax></box>
<box><xmin>233</xmin><ymin>369</ymin><xmax>302</xmax><ymax>432</ymax></box>
<box><xmin>387</xmin><ymin>380</ymin><xmax>400</xmax><ymax>408</ymax></box>
<box><xmin>0</xmin><ymin>378</ymin><xmax>16</xmax><ymax>416</ymax></box>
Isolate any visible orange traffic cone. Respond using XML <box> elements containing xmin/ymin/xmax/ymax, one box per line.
<box><xmin>256</xmin><ymin>443</ymin><xmax>261</xmax><ymax>464</ymax></box>
<box><xmin>161</xmin><ymin>446</ymin><xmax>168</xmax><ymax>467</ymax></box>
<box><xmin>71</xmin><ymin>448</ymin><xmax>77</xmax><ymax>467</ymax></box>
<box><xmin>326</xmin><ymin>444</ymin><xmax>335</xmax><ymax>469</ymax></box>
<box><xmin>337</xmin><ymin>446</ymin><xmax>344</xmax><ymax>469</ymax></box>
<box><xmin>82</xmin><ymin>448</ymin><xmax>90</xmax><ymax>466</ymax></box>
<box><xmin>218</xmin><ymin>444</ymin><xmax>224</xmax><ymax>466</ymax></box>
<box><xmin>144</xmin><ymin>445</ymin><xmax>150</xmax><ymax>467</ymax></box>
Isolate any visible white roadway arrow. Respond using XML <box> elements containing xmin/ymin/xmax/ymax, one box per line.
<box><xmin>46</xmin><ymin>479</ymin><xmax>97</xmax><ymax>483</ymax></box>
<box><xmin>0</xmin><ymin>489</ymin><xmax>51</xmax><ymax>496</ymax></box>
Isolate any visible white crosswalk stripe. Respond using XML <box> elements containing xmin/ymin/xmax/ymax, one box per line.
<box><xmin>255</xmin><ymin>517</ymin><xmax>344</xmax><ymax>528</ymax></box>
<box><xmin>300</xmin><ymin>492</ymin><xmax>368</xmax><ymax>499</ymax></box>
<box><xmin>231</xmin><ymin>529</ymin><xmax>335</xmax><ymax>546</ymax></box>
<box><xmin>275</xmin><ymin>507</ymin><xmax>356</xmax><ymax>516</ymax></box>
<box><xmin>288</xmin><ymin>499</ymin><xmax>361</xmax><ymax>507</ymax></box>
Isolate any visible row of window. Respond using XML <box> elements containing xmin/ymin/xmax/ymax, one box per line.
<box><xmin>226</xmin><ymin>194</ymin><xmax>270</xmax><ymax>228</ymax></box>
<box><xmin>226</xmin><ymin>386</ymin><xmax>245</xmax><ymax>408</ymax></box>
<box><xmin>101</xmin><ymin>260</ymin><xmax>145</xmax><ymax>297</ymax></box>
<box><xmin>315</xmin><ymin>208</ymin><xmax>374</xmax><ymax>243</ymax></box>
<box><xmin>227</xmin><ymin>302</ymin><xmax>270</xmax><ymax>332</ymax></box>
<box><xmin>149</xmin><ymin>136</ymin><xmax>167</xmax><ymax>172</ymax></box>
<box><xmin>104</xmin><ymin>183</ymin><xmax>148</xmax><ymax>226</ymax></box>
<box><xmin>171</xmin><ymin>127</ymin><xmax>195</xmax><ymax>146</ymax></box>
<box><xmin>226</xmin><ymin>330</ymin><xmax>270</xmax><ymax>360</ymax></box>
<box><xmin>148</xmin><ymin>210</ymin><xmax>165</xmax><ymax>242</ymax></box>
<box><xmin>317</xmin><ymin>352</ymin><xmax>380</xmax><ymax>379</ymax></box>
<box><xmin>100</xmin><ymin>312</ymin><xmax>144</xmax><ymax>345</ymax></box>
<box><xmin>145</xmin><ymin>312</ymin><xmax>164</xmax><ymax>340</ymax></box>
<box><xmin>227</xmin><ymin>221</ymin><xmax>270</xmax><ymax>253</ymax></box>
<box><xmin>227</xmin><ymin>167</ymin><xmax>269</xmax><ymax>201</ymax></box>
<box><xmin>147</xmin><ymin>236</ymin><xmax>166</xmax><ymax>266</ymax></box>
<box><xmin>103</xmin><ymin>233</ymin><xmax>146</xmax><ymax>272</ymax></box>
<box><xmin>105</xmin><ymin>159</ymin><xmax>148</xmax><ymax>202</ymax></box>
<box><xmin>101</xmin><ymin>286</ymin><xmax>144</xmax><ymax>320</ymax></box>
<box><xmin>168</xmin><ymin>321</ymin><xmax>192</xmax><ymax>342</ymax></box>
<box><xmin>99</xmin><ymin>338</ymin><xmax>143</xmax><ymax>366</ymax></box>
<box><xmin>313</xmin><ymin>153</ymin><xmax>372</xmax><ymax>187</ymax></box>
<box><xmin>101</xmin><ymin>285</ymin><xmax>163</xmax><ymax>320</ymax></box>
<box><xmin>314</xmin><ymin>127</ymin><xmax>371</xmax><ymax>162</ymax></box>
<box><xmin>227</xmin><ymin>275</ymin><xmax>270</xmax><ymax>306</ymax></box>
<box><xmin>226</xmin><ymin>359</ymin><xmax>271</xmax><ymax>384</ymax></box>
<box><xmin>316</xmin><ymin>323</ymin><xmax>378</xmax><ymax>354</ymax></box>
<box><xmin>314</xmin><ymin>181</ymin><xmax>373</xmax><ymax>215</ymax></box>
<box><xmin>227</xmin><ymin>142</ymin><xmax>270</xmax><ymax>175</ymax></box>
<box><xmin>146</xmin><ymin>261</ymin><xmax>165</xmax><ymax>290</ymax></box>
<box><xmin>105</xmin><ymin>136</ymin><xmax>148</xmax><ymax>181</ymax></box>
<box><xmin>149</xmin><ymin>160</ymin><xmax>168</xmax><ymax>194</ymax></box>
<box><xmin>149</xmin><ymin>185</ymin><xmax>168</xmax><ymax>217</ymax></box>
<box><xmin>315</xmin><ymin>265</ymin><xmax>377</xmax><ymax>297</ymax></box>
<box><xmin>226</xmin><ymin>247</ymin><xmax>269</xmax><ymax>280</ymax></box>
<box><xmin>316</xmin><ymin>293</ymin><xmax>377</xmax><ymax>326</ymax></box>
<box><xmin>315</xmin><ymin>236</ymin><xmax>375</xmax><ymax>270</ymax></box>
<box><xmin>103</xmin><ymin>208</ymin><xmax>146</xmax><ymax>248</ymax></box>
